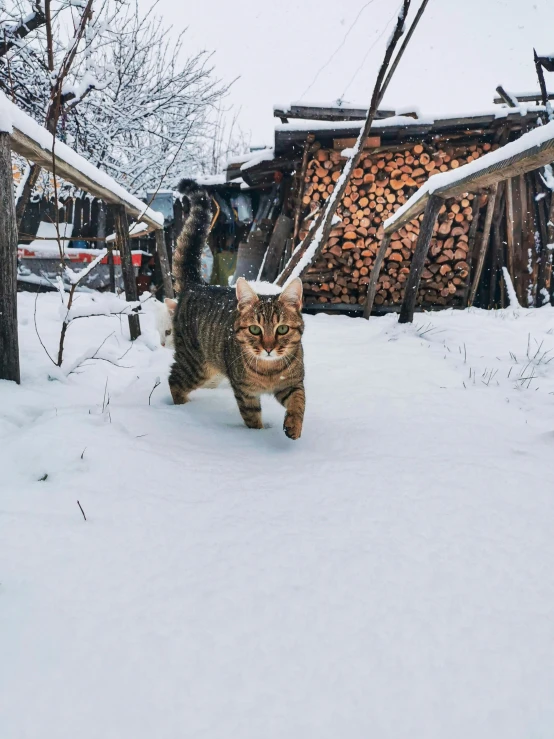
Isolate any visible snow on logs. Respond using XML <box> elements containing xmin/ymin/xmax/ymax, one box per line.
<box><xmin>299</xmin><ymin>141</ymin><xmax>496</xmax><ymax>308</ymax></box>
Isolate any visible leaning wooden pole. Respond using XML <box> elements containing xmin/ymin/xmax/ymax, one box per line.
<box><xmin>0</xmin><ymin>131</ymin><xmax>21</xmax><ymax>383</ymax></box>
<box><xmin>362</xmin><ymin>234</ymin><xmax>391</xmax><ymax>319</ymax></box>
<box><xmin>155</xmin><ymin>228</ymin><xmax>174</xmax><ymax>299</ymax></box>
<box><xmin>468</xmin><ymin>184</ymin><xmax>498</xmax><ymax>307</ymax></box>
<box><xmin>112</xmin><ymin>204</ymin><xmax>141</xmax><ymax>340</ymax></box>
<box><xmin>398</xmin><ymin>194</ymin><xmax>443</xmax><ymax>324</ymax></box>
<box><xmin>276</xmin><ymin>0</ymin><xmax>415</xmax><ymax>286</ymax></box>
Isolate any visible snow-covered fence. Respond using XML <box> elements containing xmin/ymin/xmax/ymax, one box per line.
<box><xmin>363</xmin><ymin>120</ymin><xmax>554</xmax><ymax>323</ymax></box>
<box><xmin>0</xmin><ymin>93</ymin><xmax>171</xmax><ymax>383</ymax></box>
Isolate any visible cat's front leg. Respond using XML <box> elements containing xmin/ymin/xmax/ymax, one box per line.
<box><xmin>275</xmin><ymin>384</ymin><xmax>305</xmax><ymax>440</ymax></box>
<box><xmin>232</xmin><ymin>387</ymin><xmax>263</xmax><ymax>430</ymax></box>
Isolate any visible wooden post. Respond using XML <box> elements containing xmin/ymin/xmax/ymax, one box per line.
<box><xmin>468</xmin><ymin>184</ymin><xmax>498</xmax><ymax>307</ymax></box>
<box><xmin>155</xmin><ymin>228</ymin><xmax>174</xmax><ymax>299</ymax></box>
<box><xmin>462</xmin><ymin>194</ymin><xmax>483</xmax><ymax>306</ymax></box>
<box><xmin>112</xmin><ymin>204</ymin><xmax>141</xmax><ymax>340</ymax></box>
<box><xmin>533</xmin><ymin>172</ymin><xmax>551</xmax><ymax>304</ymax></box>
<box><xmin>548</xmin><ymin>193</ymin><xmax>554</xmax><ymax>305</ymax></box>
<box><xmin>505</xmin><ymin>178</ymin><xmax>515</xmax><ymax>281</ymax></box>
<box><xmin>362</xmin><ymin>233</ymin><xmax>391</xmax><ymax>319</ymax></box>
<box><xmin>260</xmin><ymin>215</ymin><xmax>293</xmax><ymax>282</ymax></box>
<box><xmin>398</xmin><ymin>195</ymin><xmax>443</xmax><ymax>324</ymax></box>
<box><xmin>0</xmin><ymin>131</ymin><xmax>20</xmax><ymax>383</ymax></box>
<box><xmin>488</xmin><ymin>183</ymin><xmax>506</xmax><ymax>308</ymax></box>
<box><xmin>291</xmin><ymin>135</ymin><xmax>314</xmax><ymax>247</ymax></box>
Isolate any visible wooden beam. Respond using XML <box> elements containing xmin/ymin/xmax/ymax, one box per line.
<box><xmin>155</xmin><ymin>229</ymin><xmax>174</xmax><ymax>299</ymax></box>
<box><xmin>259</xmin><ymin>215</ymin><xmax>293</xmax><ymax>282</ymax></box>
<box><xmin>384</xmin><ymin>127</ymin><xmax>554</xmax><ymax>235</ymax></box>
<box><xmin>0</xmin><ymin>132</ymin><xmax>20</xmax><ymax>383</ymax></box>
<box><xmin>505</xmin><ymin>179</ymin><xmax>515</xmax><ymax>280</ymax></box>
<box><xmin>273</xmin><ymin>105</ymin><xmax>396</xmax><ymax>122</ymax></box>
<box><xmin>533</xmin><ymin>172</ymin><xmax>551</xmax><ymax>304</ymax></box>
<box><xmin>9</xmin><ymin>126</ymin><xmax>161</xmax><ymax>232</ymax></box>
<box><xmin>398</xmin><ymin>195</ymin><xmax>443</xmax><ymax>324</ymax></box>
<box><xmin>468</xmin><ymin>185</ymin><xmax>498</xmax><ymax>306</ymax></box>
<box><xmin>362</xmin><ymin>234</ymin><xmax>391</xmax><ymax>319</ymax></box>
<box><xmin>493</xmin><ymin>92</ymin><xmax>554</xmax><ymax>105</ymax></box>
<box><xmin>112</xmin><ymin>205</ymin><xmax>141</xmax><ymax>340</ymax></box>
<box><xmin>495</xmin><ymin>86</ymin><xmax>518</xmax><ymax>107</ymax></box>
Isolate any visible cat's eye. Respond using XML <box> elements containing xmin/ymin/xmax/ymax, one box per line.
<box><xmin>276</xmin><ymin>325</ymin><xmax>289</xmax><ymax>335</ymax></box>
<box><xmin>165</xmin><ymin>329</ymin><xmax>172</xmax><ymax>336</ymax></box>
<box><xmin>249</xmin><ymin>325</ymin><xmax>262</xmax><ymax>335</ymax></box>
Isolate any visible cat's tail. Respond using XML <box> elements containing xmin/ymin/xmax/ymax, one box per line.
<box><xmin>172</xmin><ymin>178</ymin><xmax>212</xmax><ymax>293</ymax></box>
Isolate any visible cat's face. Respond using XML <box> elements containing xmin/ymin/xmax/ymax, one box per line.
<box><xmin>235</xmin><ymin>278</ymin><xmax>303</xmax><ymax>362</ymax></box>
<box><xmin>155</xmin><ymin>298</ymin><xmax>177</xmax><ymax>348</ymax></box>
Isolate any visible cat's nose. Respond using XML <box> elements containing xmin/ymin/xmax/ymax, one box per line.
<box><xmin>265</xmin><ymin>349</ymin><xmax>272</xmax><ymax>356</ymax></box>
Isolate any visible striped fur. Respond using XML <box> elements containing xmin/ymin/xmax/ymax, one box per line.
<box><xmin>169</xmin><ymin>185</ymin><xmax>306</xmax><ymax>439</ymax></box>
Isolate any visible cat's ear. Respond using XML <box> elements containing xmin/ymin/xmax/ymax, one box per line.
<box><xmin>279</xmin><ymin>278</ymin><xmax>303</xmax><ymax>310</ymax></box>
<box><xmin>235</xmin><ymin>277</ymin><xmax>259</xmax><ymax>308</ymax></box>
<box><xmin>164</xmin><ymin>298</ymin><xmax>177</xmax><ymax>315</ymax></box>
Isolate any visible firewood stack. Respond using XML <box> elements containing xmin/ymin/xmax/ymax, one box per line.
<box><xmin>299</xmin><ymin>141</ymin><xmax>496</xmax><ymax>307</ymax></box>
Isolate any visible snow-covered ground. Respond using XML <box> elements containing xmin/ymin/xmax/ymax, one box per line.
<box><xmin>2</xmin><ymin>292</ymin><xmax>554</xmax><ymax>738</ymax></box>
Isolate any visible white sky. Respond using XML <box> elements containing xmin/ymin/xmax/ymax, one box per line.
<box><xmin>140</xmin><ymin>0</ymin><xmax>554</xmax><ymax>147</ymax></box>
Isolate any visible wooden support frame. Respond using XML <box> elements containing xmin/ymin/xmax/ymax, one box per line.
<box><xmin>112</xmin><ymin>204</ymin><xmax>141</xmax><ymax>340</ymax></box>
<box><xmin>468</xmin><ymin>184</ymin><xmax>498</xmax><ymax>307</ymax></box>
<box><xmin>398</xmin><ymin>195</ymin><xmax>443</xmax><ymax>324</ymax></box>
<box><xmin>155</xmin><ymin>229</ymin><xmax>174</xmax><ymax>299</ymax></box>
<box><xmin>362</xmin><ymin>234</ymin><xmax>391</xmax><ymax>319</ymax></box>
<box><xmin>383</xmin><ymin>124</ymin><xmax>554</xmax><ymax>237</ymax></box>
<box><xmin>0</xmin><ymin>132</ymin><xmax>20</xmax><ymax>383</ymax></box>
<box><xmin>260</xmin><ymin>214</ymin><xmax>293</xmax><ymax>282</ymax></box>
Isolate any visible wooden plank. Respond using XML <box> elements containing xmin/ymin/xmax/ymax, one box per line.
<box><xmin>260</xmin><ymin>215</ymin><xmax>293</xmax><ymax>282</ymax></box>
<box><xmin>273</xmin><ymin>105</ymin><xmax>396</xmax><ymax>122</ymax></box>
<box><xmin>534</xmin><ymin>172</ymin><xmax>551</xmax><ymax>304</ymax></box>
<box><xmin>155</xmin><ymin>228</ymin><xmax>174</xmax><ymax>299</ymax></box>
<box><xmin>468</xmin><ymin>185</ymin><xmax>498</xmax><ymax>306</ymax></box>
<box><xmin>488</xmin><ymin>183</ymin><xmax>506</xmax><ymax>307</ymax></box>
<box><xmin>0</xmin><ymin>132</ymin><xmax>20</xmax><ymax>383</ymax></box>
<box><xmin>10</xmin><ymin>126</ymin><xmax>161</xmax><ymax>232</ymax></box>
<box><xmin>112</xmin><ymin>204</ymin><xmax>141</xmax><ymax>340</ymax></box>
<box><xmin>384</xmin><ymin>128</ymin><xmax>554</xmax><ymax>235</ymax></box>
<box><xmin>333</xmin><ymin>136</ymin><xmax>381</xmax><ymax>151</ymax></box>
<box><xmin>398</xmin><ymin>195</ymin><xmax>443</xmax><ymax>324</ymax></box>
<box><xmin>505</xmin><ymin>178</ymin><xmax>515</xmax><ymax>280</ymax></box>
<box><xmin>494</xmin><ymin>92</ymin><xmax>554</xmax><ymax>104</ymax></box>
<box><xmin>362</xmin><ymin>234</ymin><xmax>391</xmax><ymax>319</ymax></box>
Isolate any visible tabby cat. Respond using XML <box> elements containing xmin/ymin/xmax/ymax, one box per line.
<box><xmin>168</xmin><ymin>180</ymin><xmax>306</xmax><ymax>440</ymax></box>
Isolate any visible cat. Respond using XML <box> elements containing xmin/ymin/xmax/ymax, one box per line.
<box><xmin>154</xmin><ymin>297</ymin><xmax>177</xmax><ymax>348</ymax></box>
<box><xmin>168</xmin><ymin>179</ymin><xmax>306</xmax><ymax>440</ymax></box>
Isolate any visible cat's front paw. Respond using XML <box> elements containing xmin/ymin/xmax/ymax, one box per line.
<box><xmin>283</xmin><ymin>413</ymin><xmax>302</xmax><ymax>440</ymax></box>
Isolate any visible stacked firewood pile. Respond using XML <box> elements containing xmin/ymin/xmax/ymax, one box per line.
<box><xmin>300</xmin><ymin>141</ymin><xmax>496</xmax><ymax>307</ymax></box>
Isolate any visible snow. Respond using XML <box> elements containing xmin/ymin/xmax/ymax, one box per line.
<box><xmin>2</xmin><ymin>297</ymin><xmax>554</xmax><ymax>736</ymax></box>
<box><xmin>0</xmin><ymin>92</ymin><xmax>163</xmax><ymax>227</ymax></box>
<box><xmin>274</xmin><ymin>104</ymin><xmax>546</xmax><ymax>134</ymax></box>
<box><xmin>239</xmin><ymin>147</ymin><xmax>275</xmax><ymax>171</ymax></box>
<box><xmin>385</xmin><ymin>119</ymin><xmax>554</xmax><ymax>231</ymax></box>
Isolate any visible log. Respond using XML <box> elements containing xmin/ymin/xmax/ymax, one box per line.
<box><xmin>0</xmin><ymin>132</ymin><xmax>20</xmax><ymax>383</ymax></box>
<box><xmin>112</xmin><ymin>204</ymin><xmax>141</xmax><ymax>340</ymax></box>
<box><xmin>468</xmin><ymin>184</ymin><xmax>498</xmax><ymax>307</ymax></box>
<box><xmin>362</xmin><ymin>234</ymin><xmax>392</xmax><ymax>318</ymax></box>
<box><xmin>399</xmin><ymin>194</ymin><xmax>443</xmax><ymax>323</ymax></box>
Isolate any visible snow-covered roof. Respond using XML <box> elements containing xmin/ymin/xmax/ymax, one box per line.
<box><xmin>384</xmin><ymin>118</ymin><xmax>554</xmax><ymax>233</ymax></box>
<box><xmin>0</xmin><ymin>92</ymin><xmax>164</xmax><ymax>229</ymax></box>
